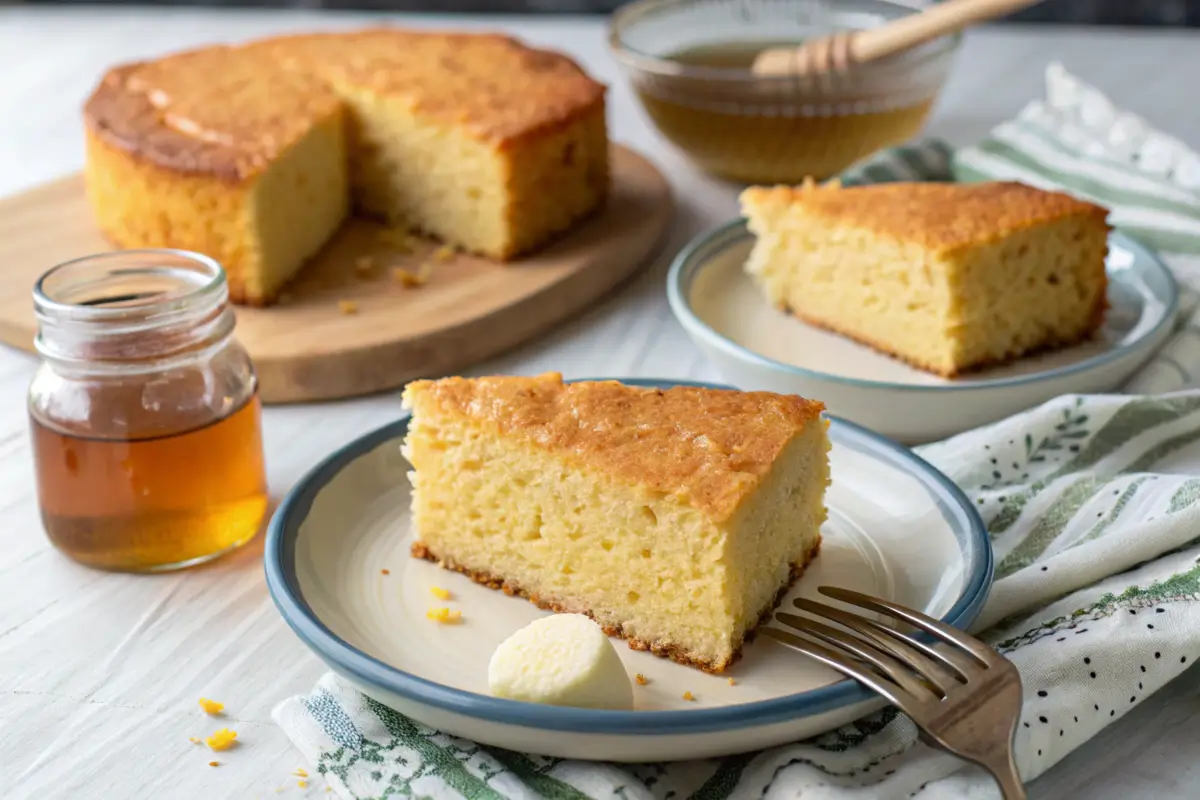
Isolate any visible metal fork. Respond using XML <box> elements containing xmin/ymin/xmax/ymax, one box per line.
<box><xmin>762</xmin><ymin>586</ymin><xmax>1025</xmax><ymax>800</ymax></box>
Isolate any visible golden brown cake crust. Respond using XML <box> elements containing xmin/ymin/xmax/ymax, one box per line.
<box><xmin>262</xmin><ymin>28</ymin><xmax>606</xmax><ymax>147</ymax></box>
<box><xmin>84</xmin><ymin>29</ymin><xmax>606</xmax><ymax>182</ymax></box>
<box><xmin>740</xmin><ymin>181</ymin><xmax>1112</xmax><ymax>255</ymax></box>
<box><xmin>412</xmin><ymin>535</ymin><xmax>821</xmax><ymax>673</ymax></box>
<box><xmin>85</xmin><ymin>48</ymin><xmax>343</xmax><ymax>183</ymax></box>
<box><xmin>403</xmin><ymin>373</ymin><xmax>825</xmax><ymax>521</ymax></box>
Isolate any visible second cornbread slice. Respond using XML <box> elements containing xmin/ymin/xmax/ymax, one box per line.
<box><xmin>741</xmin><ymin>181</ymin><xmax>1111</xmax><ymax>377</ymax></box>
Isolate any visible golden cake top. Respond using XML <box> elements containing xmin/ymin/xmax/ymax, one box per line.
<box><xmin>261</xmin><ymin>29</ymin><xmax>606</xmax><ymax>146</ymax></box>
<box><xmin>84</xmin><ymin>28</ymin><xmax>606</xmax><ymax>180</ymax></box>
<box><xmin>740</xmin><ymin>181</ymin><xmax>1110</xmax><ymax>254</ymax></box>
<box><xmin>85</xmin><ymin>46</ymin><xmax>343</xmax><ymax>182</ymax></box>
<box><xmin>402</xmin><ymin>373</ymin><xmax>825</xmax><ymax>521</ymax></box>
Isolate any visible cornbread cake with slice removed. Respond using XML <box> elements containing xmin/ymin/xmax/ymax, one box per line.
<box><xmin>740</xmin><ymin>181</ymin><xmax>1111</xmax><ymax>377</ymax></box>
<box><xmin>401</xmin><ymin>373</ymin><xmax>830</xmax><ymax>672</ymax></box>
<box><xmin>83</xmin><ymin>28</ymin><xmax>609</xmax><ymax>306</ymax></box>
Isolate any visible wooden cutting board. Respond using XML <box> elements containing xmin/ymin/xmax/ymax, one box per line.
<box><xmin>0</xmin><ymin>145</ymin><xmax>672</xmax><ymax>403</ymax></box>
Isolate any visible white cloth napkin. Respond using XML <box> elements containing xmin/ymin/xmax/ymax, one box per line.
<box><xmin>273</xmin><ymin>66</ymin><xmax>1200</xmax><ymax>799</ymax></box>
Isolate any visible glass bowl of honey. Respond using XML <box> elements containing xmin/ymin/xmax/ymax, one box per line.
<box><xmin>609</xmin><ymin>0</ymin><xmax>960</xmax><ymax>184</ymax></box>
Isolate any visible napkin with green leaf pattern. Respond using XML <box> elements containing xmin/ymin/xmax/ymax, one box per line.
<box><xmin>274</xmin><ymin>64</ymin><xmax>1200</xmax><ymax>799</ymax></box>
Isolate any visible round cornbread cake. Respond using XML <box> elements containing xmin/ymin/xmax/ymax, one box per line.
<box><xmin>83</xmin><ymin>29</ymin><xmax>609</xmax><ymax>306</ymax></box>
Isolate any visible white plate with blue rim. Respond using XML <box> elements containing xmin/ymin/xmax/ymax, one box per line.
<box><xmin>668</xmin><ymin>224</ymin><xmax>1178</xmax><ymax>445</ymax></box>
<box><xmin>264</xmin><ymin>378</ymin><xmax>991</xmax><ymax>762</ymax></box>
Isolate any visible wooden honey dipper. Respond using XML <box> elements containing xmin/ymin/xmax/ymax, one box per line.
<box><xmin>751</xmin><ymin>0</ymin><xmax>1044</xmax><ymax>77</ymax></box>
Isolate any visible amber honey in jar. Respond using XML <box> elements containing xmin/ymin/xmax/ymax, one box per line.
<box><xmin>28</xmin><ymin>250</ymin><xmax>269</xmax><ymax>572</ymax></box>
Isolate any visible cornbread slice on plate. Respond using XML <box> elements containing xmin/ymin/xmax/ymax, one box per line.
<box><xmin>401</xmin><ymin>373</ymin><xmax>830</xmax><ymax>673</ymax></box>
<box><xmin>740</xmin><ymin>181</ymin><xmax>1111</xmax><ymax>377</ymax></box>
<box><xmin>82</xmin><ymin>28</ymin><xmax>609</xmax><ymax>306</ymax></box>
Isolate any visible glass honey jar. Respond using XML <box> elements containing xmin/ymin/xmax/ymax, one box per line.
<box><xmin>28</xmin><ymin>250</ymin><xmax>269</xmax><ymax>572</ymax></box>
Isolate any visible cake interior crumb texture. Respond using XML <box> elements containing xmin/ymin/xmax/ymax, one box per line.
<box><xmin>401</xmin><ymin>373</ymin><xmax>831</xmax><ymax>672</ymax></box>
<box><xmin>82</xmin><ymin>29</ymin><xmax>610</xmax><ymax>306</ymax></box>
<box><xmin>740</xmin><ymin>181</ymin><xmax>1111</xmax><ymax>377</ymax></box>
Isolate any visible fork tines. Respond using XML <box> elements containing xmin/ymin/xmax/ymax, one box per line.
<box><xmin>761</xmin><ymin>585</ymin><xmax>1004</xmax><ymax>707</ymax></box>
<box><xmin>763</xmin><ymin>586</ymin><xmax>1026</xmax><ymax>799</ymax></box>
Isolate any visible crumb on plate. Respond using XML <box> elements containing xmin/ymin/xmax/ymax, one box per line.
<box><xmin>682</xmin><ymin>691</ymin><xmax>695</xmax><ymax>701</ymax></box>
<box><xmin>293</xmin><ymin>768</ymin><xmax>309</xmax><ymax>778</ymax></box>
<box><xmin>381</xmin><ymin>569</ymin><xmax>391</xmax><ymax>576</ymax></box>
<box><xmin>188</xmin><ymin>737</ymin><xmax>202</xmax><ymax>745</ymax></box>
<box><xmin>426</xmin><ymin>607</ymin><xmax>462</xmax><ymax>624</ymax></box>
<box><xmin>298</xmin><ymin>780</ymin><xmax>309</xmax><ymax>789</ymax></box>
<box><xmin>208</xmin><ymin>761</ymin><xmax>219</xmax><ymax>767</ymax></box>
<box><xmin>728</xmin><ymin>678</ymin><xmax>737</xmax><ymax>686</ymax></box>
<box><xmin>430</xmin><ymin>586</ymin><xmax>451</xmax><ymax>600</ymax></box>
<box><xmin>205</xmin><ymin>728</ymin><xmax>238</xmax><ymax>751</ymax></box>
<box><xmin>634</xmin><ymin>673</ymin><xmax>647</xmax><ymax>686</ymax></box>
<box><xmin>392</xmin><ymin>264</ymin><xmax>431</xmax><ymax>287</ymax></box>
<box><xmin>198</xmin><ymin>697</ymin><xmax>224</xmax><ymax>715</ymax></box>
<box><xmin>338</xmin><ymin>299</ymin><xmax>359</xmax><ymax>315</ymax></box>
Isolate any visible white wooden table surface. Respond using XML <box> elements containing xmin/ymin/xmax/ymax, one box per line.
<box><xmin>3</xmin><ymin>8</ymin><xmax>1200</xmax><ymax>798</ymax></box>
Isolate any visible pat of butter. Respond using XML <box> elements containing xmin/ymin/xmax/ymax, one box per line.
<box><xmin>487</xmin><ymin>614</ymin><xmax>634</xmax><ymax>710</ymax></box>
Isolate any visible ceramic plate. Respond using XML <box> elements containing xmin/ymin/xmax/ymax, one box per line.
<box><xmin>668</xmin><ymin>223</ymin><xmax>1178</xmax><ymax>444</ymax></box>
<box><xmin>265</xmin><ymin>379</ymin><xmax>990</xmax><ymax>762</ymax></box>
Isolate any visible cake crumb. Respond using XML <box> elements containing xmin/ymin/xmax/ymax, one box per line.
<box><xmin>392</xmin><ymin>265</ymin><xmax>431</xmax><ymax>287</ymax></box>
<box><xmin>188</xmin><ymin>737</ymin><xmax>202</xmax><ymax>745</ymax></box>
<box><xmin>433</xmin><ymin>245</ymin><xmax>456</xmax><ymax>263</ymax></box>
<box><xmin>728</xmin><ymin>677</ymin><xmax>737</xmax><ymax>686</ymax></box>
<box><xmin>205</xmin><ymin>728</ymin><xmax>238</xmax><ymax>751</ymax></box>
<box><xmin>208</xmin><ymin>761</ymin><xmax>219</xmax><ymax>767</ymax></box>
<box><xmin>381</xmin><ymin>569</ymin><xmax>390</xmax><ymax>575</ymax></box>
<box><xmin>338</xmin><ymin>299</ymin><xmax>359</xmax><ymax>315</ymax></box>
<box><xmin>682</xmin><ymin>691</ymin><xmax>695</xmax><ymax>701</ymax></box>
<box><xmin>426</xmin><ymin>607</ymin><xmax>462</xmax><ymax>624</ymax></box>
<box><xmin>293</xmin><ymin>768</ymin><xmax>309</xmax><ymax>778</ymax></box>
<box><xmin>634</xmin><ymin>674</ymin><xmax>647</xmax><ymax>686</ymax></box>
<box><xmin>298</xmin><ymin>780</ymin><xmax>309</xmax><ymax>789</ymax></box>
<box><xmin>430</xmin><ymin>586</ymin><xmax>451</xmax><ymax>600</ymax></box>
<box><xmin>198</xmin><ymin>697</ymin><xmax>224</xmax><ymax>715</ymax></box>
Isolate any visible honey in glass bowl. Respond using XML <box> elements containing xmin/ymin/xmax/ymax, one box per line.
<box><xmin>28</xmin><ymin>250</ymin><xmax>269</xmax><ymax>572</ymax></box>
<box><xmin>610</xmin><ymin>0</ymin><xmax>960</xmax><ymax>184</ymax></box>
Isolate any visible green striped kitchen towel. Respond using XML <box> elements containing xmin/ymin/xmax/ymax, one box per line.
<box><xmin>273</xmin><ymin>64</ymin><xmax>1200</xmax><ymax>799</ymax></box>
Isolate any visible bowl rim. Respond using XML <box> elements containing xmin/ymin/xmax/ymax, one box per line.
<box><xmin>263</xmin><ymin>377</ymin><xmax>992</xmax><ymax>736</ymax></box>
<box><xmin>607</xmin><ymin>0</ymin><xmax>962</xmax><ymax>83</ymax></box>
<box><xmin>666</xmin><ymin>219</ymin><xmax>1180</xmax><ymax>394</ymax></box>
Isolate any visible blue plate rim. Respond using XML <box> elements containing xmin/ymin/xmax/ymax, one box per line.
<box><xmin>666</xmin><ymin>220</ymin><xmax>1179</xmax><ymax>394</ymax></box>
<box><xmin>264</xmin><ymin>377</ymin><xmax>992</xmax><ymax>736</ymax></box>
